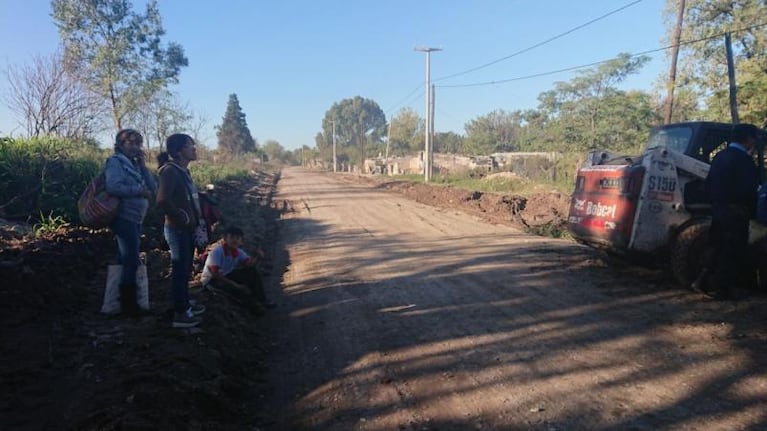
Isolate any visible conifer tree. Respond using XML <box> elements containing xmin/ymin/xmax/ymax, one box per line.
<box><xmin>216</xmin><ymin>94</ymin><xmax>257</xmax><ymax>155</ymax></box>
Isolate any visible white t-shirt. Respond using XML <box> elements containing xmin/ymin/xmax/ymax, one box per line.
<box><xmin>200</xmin><ymin>244</ymin><xmax>251</xmax><ymax>285</ymax></box>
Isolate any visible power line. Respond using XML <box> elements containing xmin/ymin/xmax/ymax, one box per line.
<box><xmin>436</xmin><ymin>22</ymin><xmax>767</xmax><ymax>89</ymax></box>
<box><xmin>435</xmin><ymin>0</ymin><xmax>643</xmax><ymax>82</ymax></box>
<box><xmin>385</xmin><ymin>83</ymin><xmax>424</xmax><ymax>114</ymax></box>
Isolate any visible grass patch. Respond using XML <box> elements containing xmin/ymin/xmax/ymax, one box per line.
<box><xmin>431</xmin><ymin>172</ymin><xmax>574</xmax><ymax>196</ymax></box>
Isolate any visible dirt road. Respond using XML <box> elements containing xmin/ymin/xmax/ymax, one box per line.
<box><xmin>259</xmin><ymin>168</ymin><xmax>767</xmax><ymax>431</ymax></box>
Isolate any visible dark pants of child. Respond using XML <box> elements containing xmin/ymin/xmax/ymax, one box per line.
<box><xmin>213</xmin><ymin>266</ymin><xmax>268</xmax><ymax>303</ymax></box>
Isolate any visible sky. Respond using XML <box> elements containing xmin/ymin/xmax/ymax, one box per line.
<box><xmin>0</xmin><ymin>0</ymin><xmax>670</xmax><ymax>150</ymax></box>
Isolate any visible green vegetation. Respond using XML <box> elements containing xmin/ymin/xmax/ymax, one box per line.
<box><xmin>431</xmin><ymin>171</ymin><xmax>572</xmax><ymax>196</ymax></box>
<box><xmin>666</xmin><ymin>0</ymin><xmax>767</xmax><ymax>125</ymax></box>
<box><xmin>317</xmin><ymin>96</ymin><xmax>387</xmax><ymax>167</ymax></box>
<box><xmin>0</xmin><ymin>136</ymin><xmax>253</xmax><ymax>225</ymax></box>
<box><xmin>51</xmin><ymin>0</ymin><xmax>188</xmax><ymax>130</ymax></box>
<box><xmin>32</xmin><ymin>212</ymin><xmax>69</xmax><ymax>237</ymax></box>
<box><xmin>216</xmin><ymin>93</ymin><xmax>258</xmax><ymax>156</ymax></box>
<box><xmin>190</xmin><ymin>159</ymin><xmax>251</xmax><ymax>187</ymax></box>
<box><xmin>0</xmin><ymin>137</ymin><xmax>105</xmax><ymax>222</ymax></box>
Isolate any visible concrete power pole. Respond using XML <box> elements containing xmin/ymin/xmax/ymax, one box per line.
<box><xmin>385</xmin><ymin>121</ymin><xmax>392</xmax><ymax>167</ymax></box>
<box><xmin>430</xmin><ymin>84</ymin><xmax>435</xmax><ymax>181</ymax></box>
<box><xmin>332</xmin><ymin>119</ymin><xmax>337</xmax><ymax>173</ymax></box>
<box><xmin>415</xmin><ymin>46</ymin><xmax>441</xmax><ymax>183</ymax></box>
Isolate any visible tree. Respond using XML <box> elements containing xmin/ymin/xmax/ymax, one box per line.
<box><xmin>320</xmin><ymin>96</ymin><xmax>386</xmax><ymax>167</ymax></box>
<box><xmin>388</xmin><ymin>107</ymin><xmax>424</xmax><ymax>156</ymax></box>
<box><xmin>537</xmin><ymin>53</ymin><xmax>654</xmax><ymax>151</ymax></box>
<box><xmin>215</xmin><ymin>94</ymin><xmax>257</xmax><ymax>156</ymax></box>
<box><xmin>463</xmin><ymin>109</ymin><xmax>523</xmax><ymax>155</ymax></box>
<box><xmin>662</xmin><ymin>0</ymin><xmax>767</xmax><ymax>125</ymax></box>
<box><xmin>433</xmin><ymin>131</ymin><xmax>465</xmax><ymax>154</ymax></box>
<box><xmin>51</xmin><ymin>0</ymin><xmax>188</xmax><ymax>130</ymax></box>
<box><xmin>262</xmin><ymin>139</ymin><xmax>286</xmax><ymax>162</ymax></box>
<box><xmin>3</xmin><ymin>52</ymin><xmax>104</xmax><ymax>138</ymax></box>
<box><xmin>553</xmin><ymin>54</ymin><xmax>650</xmax><ymax>147</ymax></box>
<box><xmin>126</xmin><ymin>89</ymin><xmax>192</xmax><ymax>150</ymax></box>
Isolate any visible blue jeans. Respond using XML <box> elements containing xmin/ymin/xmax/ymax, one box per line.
<box><xmin>164</xmin><ymin>225</ymin><xmax>194</xmax><ymax>313</ymax></box>
<box><xmin>111</xmin><ymin>217</ymin><xmax>141</xmax><ymax>287</ymax></box>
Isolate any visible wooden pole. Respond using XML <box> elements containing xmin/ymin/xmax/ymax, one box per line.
<box><xmin>664</xmin><ymin>0</ymin><xmax>685</xmax><ymax>124</ymax></box>
<box><xmin>725</xmin><ymin>32</ymin><xmax>739</xmax><ymax>124</ymax></box>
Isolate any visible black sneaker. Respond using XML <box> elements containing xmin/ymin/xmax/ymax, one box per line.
<box><xmin>172</xmin><ymin>310</ymin><xmax>201</xmax><ymax>328</ymax></box>
<box><xmin>188</xmin><ymin>303</ymin><xmax>206</xmax><ymax>316</ymax></box>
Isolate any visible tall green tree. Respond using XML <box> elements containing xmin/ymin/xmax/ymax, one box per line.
<box><xmin>320</xmin><ymin>96</ymin><xmax>386</xmax><ymax>167</ymax></box>
<box><xmin>216</xmin><ymin>94</ymin><xmax>257</xmax><ymax>155</ymax></box>
<box><xmin>663</xmin><ymin>0</ymin><xmax>767</xmax><ymax>125</ymax></box>
<box><xmin>51</xmin><ymin>0</ymin><xmax>188</xmax><ymax>130</ymax></box>
<box><xmin>463</xmin><ymin>109</ymin><xmax>522</xmax><ymax>155</ymax></box>
<box><xmin>539</xmin><ymin>53</ymin><xmax>654</xmax><ymax>151</ymax></box>
<box><xmin>388</xmin><ymin>107</ymin><xmax>424</xmax><ymax>156</ymax></box>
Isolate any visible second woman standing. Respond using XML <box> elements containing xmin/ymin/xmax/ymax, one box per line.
<box><xmin>156</xmin><ymin>133</ymin><xmax>207</xmax><ymax>328</ymax></box>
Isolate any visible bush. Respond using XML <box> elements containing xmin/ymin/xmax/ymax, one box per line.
<box><xmin>0</xmin><ymin>137</ymin><xmax>254</xmax><ymax>225</ymax></box>
<box><xmin>189</xmin><ymin>160</ymin><xmax>251</xmax><ymax>187</ymax></box>
<box><xmin>0</xmin><ymin>137</ymin><xmax>107</xmax><ymax>222</ymax></box>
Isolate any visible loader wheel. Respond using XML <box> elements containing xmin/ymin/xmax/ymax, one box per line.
<box><xmin>670</xmin><ymin>221</ymin><xmax>711</xmax><ymax>288</ymax></box>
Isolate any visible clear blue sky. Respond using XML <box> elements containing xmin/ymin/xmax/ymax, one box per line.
<box><xmin>0</xmin><ymin>0</ymin><xmax>668</xmax><ymax>150</ymax></box>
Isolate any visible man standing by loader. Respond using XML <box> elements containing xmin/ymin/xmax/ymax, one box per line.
<box><xmin>706</xmin><ymin>123</ymin><xmax>761</xmax><ymax>300</ymax></box>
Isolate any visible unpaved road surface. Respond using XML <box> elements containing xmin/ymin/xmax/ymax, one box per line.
<box><xmin>260</xmin><ymin>168</ymin><xmax>767</xmax><ymax>431</ymax></box>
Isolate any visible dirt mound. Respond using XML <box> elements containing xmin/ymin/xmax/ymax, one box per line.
<box><xmin>0</xmin><ymin>172</ymin><xmax>282</xmax><ymax>430</ymax></box>
<box><xmin>357</xmin><ymin>176</ymin><xmax>570</xmax><ymax>237</ymax></box>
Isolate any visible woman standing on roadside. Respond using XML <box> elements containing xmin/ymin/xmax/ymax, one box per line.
<box><xmin>156</xmin><ymin>133</ymin><xmax>207</xmax><ymax>328</ymax></box>
<box><xmin>104</xmin><ymin>129</ymin><xmax>157</xmax><ymax>316</ymax></box>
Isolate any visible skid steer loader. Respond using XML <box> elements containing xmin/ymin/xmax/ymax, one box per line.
<box><xmin>567</xmin><ymin>121</ymin><xmax>767</xmax><ymax>287</ymax></box>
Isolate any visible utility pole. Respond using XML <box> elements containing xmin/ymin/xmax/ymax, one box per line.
<box><xmin>385</xmin><ymin>121</ymin><xmax>392</xmax><ymax>165</ymax></box>
<box><xmin>725</xmin><ymin>32</ymin><xmax>739</xmax><ymax>124</ymax></box>
<box><xmin>430</xmin><ymin>84</ymin><xmax>436</xmax><ymax>180</ymax></box>
<box><xmin>664</xmin><ymin>0</ymin><xmax>685</xmax><ymax>124</ymax></box>
<box><xmin>415</xmin><ymin>46</ymin><xmax>441</xmax><ymax>183</ymax></box>
<box><xmin>332</xmin><ymin>119</ymin><xmax>337</xmax><ymax>173</ymax></box>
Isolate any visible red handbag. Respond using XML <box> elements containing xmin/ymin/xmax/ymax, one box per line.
<box><xmin>78</xmin><ymin>172</ymin><xmax>120</xmax><ymax>228</ymax></box>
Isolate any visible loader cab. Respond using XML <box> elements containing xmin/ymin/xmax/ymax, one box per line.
<box><xmin>647</xmin><ymin>122</ymin><xmax>767</xmax><ymax>214</ymax></box>
<box><xmin>646</xmin><ymin>122</ymin><xmax>733</xmax><ymax>163</ymax></box>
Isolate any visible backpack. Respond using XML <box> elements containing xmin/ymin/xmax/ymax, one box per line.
<box><xmin>78</xmin><ymin>172</ymin><xmax>120</xmax><ymax>228</ymax></box>
<box><xmin>200</xmin><ymin>192</ymin><xmax>223</xmax><ymax>236</ymax></box>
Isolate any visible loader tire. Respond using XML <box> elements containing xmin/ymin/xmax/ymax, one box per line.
<box><xmin>670</xmin><ymin>221</ymin><xmax>711</xmax><ymax>288</ymax></box>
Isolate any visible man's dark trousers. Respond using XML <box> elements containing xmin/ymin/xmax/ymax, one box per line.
<box><xmin>711</xmin><ymin>205</ymin><xmax>750</xmax><ymax>298</ymax></box>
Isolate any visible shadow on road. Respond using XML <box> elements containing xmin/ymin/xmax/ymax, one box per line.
<box><xmin>259</xmin><ymin>177</ymin><xmax>767</xmax><ymax>431</ymax></box>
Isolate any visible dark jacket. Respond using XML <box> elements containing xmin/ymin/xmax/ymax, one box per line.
<box><xmin>706</xmin><ymin>145</ymin><xmax>759</xmax><ymax>215</ymax></box>
<box><xmin>156</xmin><ymin>163</ymin><xmax>199</xmax><ymax>231</ymax></box>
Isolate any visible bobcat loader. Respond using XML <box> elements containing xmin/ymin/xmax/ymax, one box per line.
<box><xmin>567</xmin><ymin>121</ymin><xmax>767</xmax><ymax>286</ymax></box>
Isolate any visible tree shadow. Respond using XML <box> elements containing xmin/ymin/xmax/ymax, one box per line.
<box><xmin>259</xmin><ymin>186</ymin><xmax>767</xmax><ymax>431</ymax></box>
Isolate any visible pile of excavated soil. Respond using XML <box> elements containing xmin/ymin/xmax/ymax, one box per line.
<box><xmin>0</xmin><ymin>172</ymin><xmax>282</xmax><ymax>430</ymax></box>
<box><xmin>345</xmin><ymin>175</ymin><xmax>571</xmax><ymax>236</ymax></box>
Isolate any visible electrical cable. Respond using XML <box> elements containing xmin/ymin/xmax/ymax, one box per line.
<box><xmin>435</xmin><ymin>0</ymin><xmax>643</xmax><ymax>82</ymax></box>
<box><xmin>385</xmin><ymin>83</ymin><xmax>425</xmax><ymax>114</ymax></box>
<box><xmin>436</xmin><ymin>22</ymin><xmax>767</xmax><ymax>89</ymax></box>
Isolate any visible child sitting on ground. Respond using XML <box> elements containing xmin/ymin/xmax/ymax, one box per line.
<box><xmin>200</xmin><ymin>226</ymin><xmax>275</xmax><ymax>310</ymax></box>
